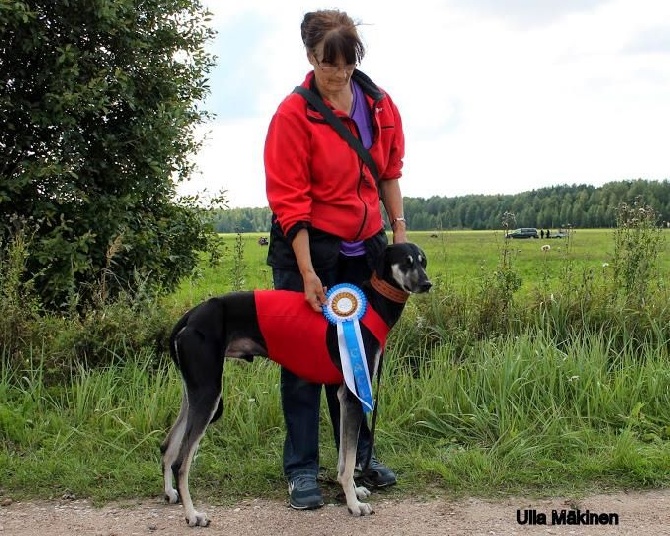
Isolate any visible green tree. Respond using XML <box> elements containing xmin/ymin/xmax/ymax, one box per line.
<box><xmin>0</xmin><ymin>0</ymin><xmax>216</xmax><ymax>309</ymax></box>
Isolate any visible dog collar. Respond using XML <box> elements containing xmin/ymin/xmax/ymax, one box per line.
<box><xmin>370</xmin><ymin>272</ymin><xmax>409</xmax><ymax>303</ymax></box>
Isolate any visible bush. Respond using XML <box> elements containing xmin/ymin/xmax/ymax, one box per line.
<box><xmin>1</xmin><ymin>227</ymin><xmax>175</xmax><ymax>378</ymax></box>
<box><xmin>0</xmin><ymin>0</ymin><xmax>217</xmax><ymax>310</ymax></box>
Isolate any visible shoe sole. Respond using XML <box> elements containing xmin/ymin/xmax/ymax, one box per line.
<box><xmin>361</xmin><ymin>479</ymin><xmax>396</xmax><ymax>489</ymax></box>
<box><xmin>289</xmin><ymin>500</ymin><xmax>324</xmax><ymax>510</ymax></box>
<box><xmin>356</xmin><ymin>475</ymin><xmax>397</xmax><ymax>489</ymax></box>
<box><xmin>366</xmin><ymin>480</ymin><xmax>396</xmax><ymax>488</ymax></box>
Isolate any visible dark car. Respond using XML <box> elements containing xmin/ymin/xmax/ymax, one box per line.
<box><xmin>506</xmin><ymin>227</ymin><xmax>539</xmax><ymax>239</ymax></box>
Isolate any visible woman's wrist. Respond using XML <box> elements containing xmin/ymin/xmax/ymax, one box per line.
<box><xmin>390</xmin><ymin>216</ymin><xmax>406</xmax><ymax>230</ymax></box>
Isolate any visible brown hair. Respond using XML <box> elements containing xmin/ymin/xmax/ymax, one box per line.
<box><xmin>300</xmin><ymin>9</ymin><xmax>365</xmax><ymax>66</ymax></box>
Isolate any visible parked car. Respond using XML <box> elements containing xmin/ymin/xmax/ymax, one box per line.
<box><xmin>506</xmin><ymin>227</ymin><xmax>539</xmax><ymax>239</ymax></box>
<box><xmin>550</xmin><ymin>232</ymin><xmax>568</xmax><ymax>239</ymax></box>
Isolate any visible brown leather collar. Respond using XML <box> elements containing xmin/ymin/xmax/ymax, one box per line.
<box><xmin>370</xmin><ymin>272</ymin><xmax>409</xmax><ymax>303</ymax></box>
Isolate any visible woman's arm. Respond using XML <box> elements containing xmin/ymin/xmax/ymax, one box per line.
<box><xmin>291</xmin><ymin>228</ymin><xmax>327</xmax><ymax>312</ymax></box>
<box><xmin>379</xmin><ymin>179</ymin><xmax>407</xmax><ymax>244</ymax></box>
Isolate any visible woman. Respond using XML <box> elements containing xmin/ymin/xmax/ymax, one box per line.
<box><xmin>264</xmin><ymin>9</ymin><xmax>407</xmax><ymax>510</ymax></box>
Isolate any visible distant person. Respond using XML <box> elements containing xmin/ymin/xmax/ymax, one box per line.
<box><xmin>263</xmin><ymin>9</ymin><xmax>406</xmax><ymax>510</ymax></box>
<box><xmin>540</xmin><ymin>229</ymin><xmax>545</xmax><ymax>239</ymax></box>
<box><xmin>546</xmin><ymin>229</ymin><xmax>551</xmax><ymax>238</ymax></box>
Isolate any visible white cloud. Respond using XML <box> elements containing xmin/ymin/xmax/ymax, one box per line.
<box><xmin>180</xmin><ymin>0</ymin><xmax>670</xmax><ymax>207</ymax></box>
<box><xmin>179</xmin><ymin>119</ymin><xmax>267</xmax><ymax>208</ymax></box>
<box><xmin>444</xmin><ymin>0</ymin><xmax>614</xmax><ymax>27</ymax></box>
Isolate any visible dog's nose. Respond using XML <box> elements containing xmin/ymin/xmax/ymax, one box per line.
<box><xmin>419</xmin><ymin>281</ymin><xmax>432</xmax><ymax>293</ymax></box>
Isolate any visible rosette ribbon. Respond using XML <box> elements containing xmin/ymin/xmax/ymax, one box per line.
<box><xmin>323</xmin><ymin>283</ymin><xmax>374</xmax><ymax>413</ymax></box>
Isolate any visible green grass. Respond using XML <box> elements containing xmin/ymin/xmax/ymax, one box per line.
<box><xmin>2</xmin><ymin>229</ymin><xmax>670</xmax><ymax>504</ymax></box>
<box><xmin>166</xmin><ymin>232</ymin><xmax>275</xmax><ymax>308</ymax></box>
<box><xmin>169</xmin><ymin>229</ymin><xmax>670</xmax><ymax>302</ymax></box>
<box><xmin>2</xmin><ymin>329</ymin><xmax>668</xmax><ymax>503</ymax></box>
<box><xmin>411</xmin><ymin>229</ymin><xmax>670</xmax><ymax>296</ymax></box>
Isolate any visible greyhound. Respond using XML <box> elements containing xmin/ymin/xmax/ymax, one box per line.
<box><xmin>161</xmin><ymin>242</ymin><xmax>431</xmax><ymax>527</ymax></box>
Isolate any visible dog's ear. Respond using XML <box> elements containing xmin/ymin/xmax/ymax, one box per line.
<box><xmin>416</xmin><ymin>245</ymin><xmax>428</xmax><ymax>268</ymax></box>
<box><xmin>375</xmin><ymin>245</ymin><xmax>390</xmax><ymax>277</ymax></box>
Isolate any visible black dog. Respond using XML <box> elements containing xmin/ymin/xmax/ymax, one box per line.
<box><xmin>161</xmin><ymin>242</ymin><xmax>431</xmax><ymax>526</ymax></box>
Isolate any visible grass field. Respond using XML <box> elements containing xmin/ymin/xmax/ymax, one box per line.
<box><xmin>2</xmin><ymin>229</ymin><xmax>669</xmax><ymax>505</ymax></box>
<box><xmin>170</xmin><ymin>228</ymin><xmax>670</xmax><ymax>307</ymax></box>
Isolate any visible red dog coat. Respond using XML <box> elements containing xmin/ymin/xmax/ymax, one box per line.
<box><xmin>254</xmin><ymin>290</ymin><xmax>389</xmax><ymax>384</ymax></box>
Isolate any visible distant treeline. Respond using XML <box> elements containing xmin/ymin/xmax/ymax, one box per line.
<box><xmin>211</xmin><ymin>179</ymin><xmax>670</xmax><ymax>233</ymax></box>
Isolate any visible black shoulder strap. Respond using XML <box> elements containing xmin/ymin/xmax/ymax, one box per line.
<box><xmin>293</xmin><ymin>85</ymin><xmax>380</xmax><ymax>186</ymax></box>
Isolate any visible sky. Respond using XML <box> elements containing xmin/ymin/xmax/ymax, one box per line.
<box><xmin>178</xmin><ymin>0</ymin><xmax>670</xmax><ymax>208</ymax></box>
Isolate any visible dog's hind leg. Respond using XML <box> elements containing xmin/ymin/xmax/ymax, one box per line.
<box><xmin>162</xmin><ymin>326</ymin><xmax>192</xmax><ymax>504</ymax></box>
<box><xmin>161</xmin><ymin>390</ymin><xmax>188</xmax><ymax>504</ymax></box>
<box><xmin>174</xmin><ymin>388</ymin><xmax>221</xmax><ymax>527</ymax></box>
<box><xmin>162</xmin><ymin>397</ymin><xmax>226</xmax><ymax>508</ymax></box>
<box><xmin>164</xmin><ymin>326</ymin><xmax>224</xmax><ymax>527</ymax></box>
<box><xmin>337</xmin><ymin>384</ymin><xmax>373</xmax><ymax>516</ymax></box>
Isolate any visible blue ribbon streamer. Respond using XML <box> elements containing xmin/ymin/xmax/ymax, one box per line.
<box><xmin>342</xmin><ymin>321</ymin><xmax>373</xmax><ymax>413</ymax></box>
<box><xmin>323</xmin><ymin>283</ymin><xmax>373</xmax><ymax>413</ymax></box>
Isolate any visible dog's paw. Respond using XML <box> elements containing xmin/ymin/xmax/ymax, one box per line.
<box><xmin>355</xmin><ymin>485</ymin><xmax>371</xmax><ymax>500</ymax></box>
<box><xmin>348</xmin><ymin>501</ymin><xmax>374</xmax><ymax>517</ymax></box>
<box><xmin>165</xmin><ymin>489</ymin><xmax>179</xmax><ymax>504</ymax></box>
<box><xmin>185</xmin><ymin>511</ymin><xmax>210</xmax><ymax>527</ymax></box>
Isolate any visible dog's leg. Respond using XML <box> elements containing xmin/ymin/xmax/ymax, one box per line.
<box><xmin>162</xmin><ymin>328</ymin><xmax>191</xmax><ymax>504</ymax></box>
<box><xmin>164</xmin><ymin>327</ymin><xmax>224</xmax><ymax>527</ymax></box>
<box><xmin>161</xmin><ymin>390</ymin><xmax>188</xmax><ymax>504</ymax></box>
<box><xmin>337</xmin><ymin>384</ymin><xmax>373</xmax><ymax>516</ymax></box>
<box><xmin>174</xmin><ymin>389</ymin><xmax>221</xmax><ymax>527</ymax></box>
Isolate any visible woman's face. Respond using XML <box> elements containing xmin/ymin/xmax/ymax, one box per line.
<box><xmin>308</xmin><ymin>44</ymin><xmax>356</xmax><ymax>93</ymax></box>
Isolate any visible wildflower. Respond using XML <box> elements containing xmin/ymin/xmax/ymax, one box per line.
<box><xmin>602</xmin><ymin>263</ymin><xmax>609</xmax><ymax>268</ymax></box>
<box><xmin>541</xmin><ymin>244</ymin><xmax>551</xmax><ymax>252</ymax></box>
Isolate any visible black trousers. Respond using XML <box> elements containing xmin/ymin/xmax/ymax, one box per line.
<box><xmin>273</xmin><ymin>254</ymin><xmax>375</xmax><ymax>479</ymax></box>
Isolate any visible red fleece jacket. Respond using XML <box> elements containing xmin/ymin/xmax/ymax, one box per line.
<box><xmin>254</xmin><ymin>290</ymin><xmax>389</xmax><ymax>385</ymax></box>
<box><xmin>264</xmin><ymin>70</ymin><xmax>405</xmax><ymax>242</ymax></box>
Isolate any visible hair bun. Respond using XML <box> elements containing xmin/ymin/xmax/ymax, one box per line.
<box><xmin>300</xmin><ymin>12</ymin><xmax>315</xmax><ymax>45</ymax></box>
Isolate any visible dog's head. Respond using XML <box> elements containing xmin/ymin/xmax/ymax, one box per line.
<box><xmin>376</xmin><ymin>242</ymin><xmax>432</xmax><ymax>294</ymax></box>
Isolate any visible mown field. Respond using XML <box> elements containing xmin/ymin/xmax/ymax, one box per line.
<box><xmin>2</xmin><ymin>229</ymin><xmax>669</xmax><ymax>505</ymax></box>
<box><xmin>171</xmin><ymin>228</ymin><xmax>663</xmax><ymax>303</ymax></box>
<box><xmin>169</xmin><ymin>228</ymin><xmax>670</xmax><ymax>339</ymax></box>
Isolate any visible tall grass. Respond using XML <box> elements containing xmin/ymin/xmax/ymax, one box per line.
<box><xmin>0</xmin><ymin>350</ymin><xmax>288</xmax><ymax>501</ymax></box>
<box><xmin>2</xmin><ymin>204</ymin><xmax>670</xmax><ymax>502</ymax></box>
<box><xmin>2</xmin><ymin>329</ymin><xmax>668</xmax><ymax>502</ymax></box>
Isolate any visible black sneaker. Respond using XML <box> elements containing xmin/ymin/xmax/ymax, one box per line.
<box><xmin>355</xmin><ymin>457</ymin><xmax>397</xmax><ymax>488</ymax></box>
<box><xmin>288</xmin><ymin>474</ymin><xmax>324</xmax><ymax>510</ymax></box>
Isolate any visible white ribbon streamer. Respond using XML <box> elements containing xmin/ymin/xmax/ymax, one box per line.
<box><xmin>336</xmin><ymin>320</ymin><xmax>373</xmax><ymax>413</ymax></box>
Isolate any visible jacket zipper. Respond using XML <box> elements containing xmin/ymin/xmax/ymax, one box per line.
<box><xmin>348</xmin><ymin>116</ymin><xmax>375</xmax><ymax>241</ymax></box>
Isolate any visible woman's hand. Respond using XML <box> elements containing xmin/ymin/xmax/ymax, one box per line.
<box><xmin>290</xmin><ymin>228</ymin><xmax>326</xmax><ymax>311</ymax></box>
<box><xmin>302</xmin><ymin>270</ymin><xmax>327</xmax><ymax>312</ymax></box>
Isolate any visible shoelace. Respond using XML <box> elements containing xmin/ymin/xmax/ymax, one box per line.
<box><xmin>356</xmin><ymin>457</ymin><xmax>381</xmax><ymax>472</ymax></box>
<box><xmin>290</xmin><ymin>474</ymin><xmax>317</xmax><ymax>491</ymax></box>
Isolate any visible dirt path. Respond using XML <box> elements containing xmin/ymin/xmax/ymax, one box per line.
<box><xmin>1</xmin><ymin>489</ymin><xmax>668</xmax><ymax>536</ymax></box>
